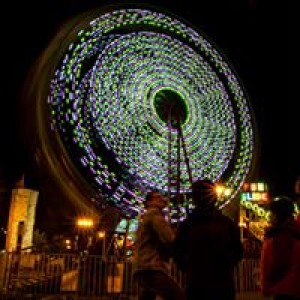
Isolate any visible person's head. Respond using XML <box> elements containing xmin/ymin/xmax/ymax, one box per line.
<box><xmin>191</xmin><ymin>179</ymin><xmax>217</xmax><ymax>209</ymax></box>
<box><xmin>144</xmin><ymin>191</ymin><xmax>166</xmax><ymax>210</ymax></box>
<box><xmin>269</xmin><ymin>196</ymin><xmax>295</xmax><ymax>224</ymax></box>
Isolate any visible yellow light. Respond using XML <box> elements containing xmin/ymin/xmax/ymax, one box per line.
<box><xmin>215</xmin><ymin>184</ymin><xmax>232</xmax><ymax>200</ymax></box>
<box><xmin>252</xmin><ymin>192</ymin><xmax>260</xmax><ymax>200</ymax></box>
<box><xmin>257</xmin><ymin>182</ymin><xmax>265</xmax><ymax>192</ymax></box>
<box><xmin>77</xmin><ymin>218</ymin><xmax>94</xmax><ymax>228</ymax></box>
<box><xmin>240</xmin><ymin>199</ymin><xmax>270</xmax><ymax>221</ymax></box>
<box><xmin>224</xmin><ymin>188</ymin><xmax>232</xmax><ymax>197</ymax></box>
<box><xmin>250</xmin><ymin>183</ymin><xmax>257</xmax><ymax>192</ymax></box>
<box><xmin>116</xmin><ymin>237</ymin><xmax>124</xmax><ymax>248</ymax></box>
<box><xmin>238</xmin><ymin>221</ymin><xmax>247</xmax><ymax>228</ymax></box>
<box><xmin>215</xmin><ymin>184</ymin><xmax>225</xmax><ymax>197</ymax></box>
<box><xmin>98</xmin><ymin>231</ymin><xmax>105</xmax><ymax>239</ymax></box>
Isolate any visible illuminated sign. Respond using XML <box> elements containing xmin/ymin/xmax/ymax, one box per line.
<box><xmin>241</xmin><ymin>182</ymin><xmax>269</xmax><ymax>204</ymax></box>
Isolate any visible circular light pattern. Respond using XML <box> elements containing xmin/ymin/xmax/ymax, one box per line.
<box><xmin>43</xmin><ymin>6</ymin><xmax>255</xmax><ymax>218</ymax></box>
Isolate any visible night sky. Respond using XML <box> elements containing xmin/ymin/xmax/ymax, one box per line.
<box><xmin>0</xmin><ymin>0</ymin><xmax>294</xmax><ymax>231</ymax></box>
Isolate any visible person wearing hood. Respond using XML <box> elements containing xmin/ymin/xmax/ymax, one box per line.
<box><xmin>173</xmin><ymin>179</ymin><xmax>243</xmax><ymax>300</ymax></box>
<box><xmin>134</xmin><ymin>190</ymin><xmax>185</xmax><ymax>300</ymax></box>
<box><xmin>260</xmin><ymin>196</ymin><xmax>300</xmax><ymax>300</ymax></box>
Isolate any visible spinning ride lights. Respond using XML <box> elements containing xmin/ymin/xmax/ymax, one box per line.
<box><xmin>47</xmin><ymin>6</ymin><xmax>255</xmax><ymax>218</ymax></box>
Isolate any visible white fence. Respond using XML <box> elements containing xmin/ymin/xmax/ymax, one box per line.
<box><xmin>0</xmin><ymin>253</ymin><xmax>262</xmax><ymax>299</ymax></box>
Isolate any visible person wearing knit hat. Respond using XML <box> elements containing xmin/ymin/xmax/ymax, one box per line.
<box><xmin>260</xmin><ymin>196</ymin><xmax>300</xmax><ymax>299</ymax></box>
<box><xmin>173</xmin><ymin>179</ymin><xmax>243</xmax><ymax>300</ymax></box>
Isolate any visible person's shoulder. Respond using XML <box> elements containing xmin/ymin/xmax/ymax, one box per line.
<box><xmin>289</xmin><ymin>219</ymin><xmax>300</xmax><ymax>239</ymax></box>
<box><xmin>214</xmin><ymin>210</ymin><xmax>233</xmax><ymax>221</ymax></box>
<box><xmin>143</xmin><ymin>208</ymin><xmax>164</xmax><ymax>221</ymax></box>
<box><xmin>144</xmin><ymin>207</ymin><xmax>159</xmax><ymax>215</ymax></box>
<box><xmin>217</xmin><ymin>212</ymin><xmax>239</xmax><ymax>227</ymax></box>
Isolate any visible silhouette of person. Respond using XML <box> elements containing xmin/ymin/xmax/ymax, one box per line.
<box><xmin>134</xmin><ymin>190</ymin><xmax>185</xmax><ymax>300</ymax></box>
<box><xmin>173</xmin><ymin>179</ymin><xmax>243</xmax><ymax>300</ymax></box>
<box><xmin>260</xmin><ymin>196</ymin><xmax>300</xmax><ymax>300</ymax></box>
<box><xmin>294</xmin><ymin>176</ymin><xmax>300</xmax><ymax>224</ymax></box>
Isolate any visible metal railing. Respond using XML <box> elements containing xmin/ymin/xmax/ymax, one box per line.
<box><xmin>0</xmin><ymin>252</ymin><xmax>262</xmax><ymax>299</ymax></box>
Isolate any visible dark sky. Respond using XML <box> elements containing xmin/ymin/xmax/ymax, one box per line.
<box><xmin>0</xmin><ymin>0</ymin><xmax>294</xmax><ymax>228</ymax></box>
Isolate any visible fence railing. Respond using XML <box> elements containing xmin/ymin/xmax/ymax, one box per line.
<box><xmin>0</xmin><ymin>252</ymin><xmax>262</xmax><ymax>299</ymax></box>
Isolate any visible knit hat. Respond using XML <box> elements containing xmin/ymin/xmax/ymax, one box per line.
<box><xmin>191</xmin><ymin>179</ymin><xmax>217</xmax><ymax>208</ymax></box>
<box><xmin>269</xmin><ymin>196</ymin><xmax>295</xmax><ymax>220</ymax></box>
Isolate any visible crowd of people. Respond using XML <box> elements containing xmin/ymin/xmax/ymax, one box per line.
<box><xmin>133</xmin><ymin>179</ymin><xmax>300</xmax><ymax>300</ymax></box>
<box><xmin>134</xmin><ymin>179</ymin><xmax>243</xmax><ymax>300</ymax></box>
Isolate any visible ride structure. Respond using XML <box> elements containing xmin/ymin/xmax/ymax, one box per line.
<box><xmin>22</xmin><ymin>4</ymin><xmax>257</xmax><ymax>223</ymax></box>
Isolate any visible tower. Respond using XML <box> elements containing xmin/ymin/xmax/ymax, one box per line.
<box><xmin>5</xmin><ymin>176</ymin><xmax>38</xmax><ymax>252</ymax></box>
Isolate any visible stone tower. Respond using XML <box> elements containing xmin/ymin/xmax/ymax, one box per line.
<box><xmin>5</xmin><ymin>176</ymin><xmax>39</xmax><ymax>252</ymax></box>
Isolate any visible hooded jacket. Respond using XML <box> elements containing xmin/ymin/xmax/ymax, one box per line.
<box><xmin>134</xmin><ymin>207</ymin><xmax>175</xmax><ymax>274</ymax></box>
